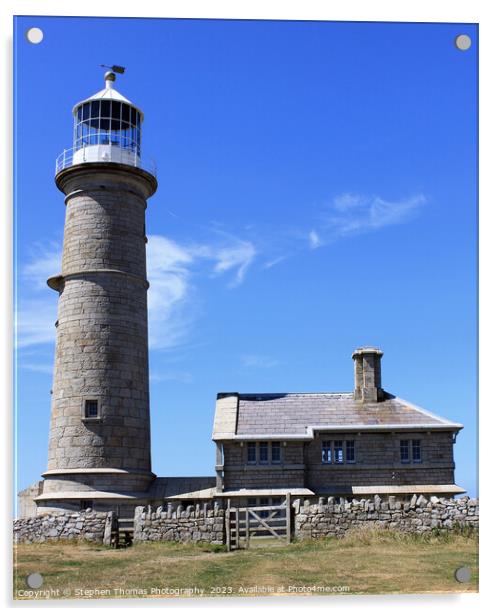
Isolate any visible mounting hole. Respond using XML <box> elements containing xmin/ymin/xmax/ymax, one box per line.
<box><xmin>455</xmin><ymin>34</ymin><xmax>472</xmax><ymax>51</ymax></box>
<box><xmin>25</xmin><ymin>27</ymin><xmax>44</xmax><ymax>44</ymax></box>
<box><xmin>26</xmin><ymin>572</ymin><xmax>44</xmax><ymax>588</ymax></box>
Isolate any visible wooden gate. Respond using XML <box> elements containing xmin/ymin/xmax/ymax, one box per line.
<box><xmin>225</xmin><ymin>493</ymin><xmax>292</xmax><ymax>550</ymax></box>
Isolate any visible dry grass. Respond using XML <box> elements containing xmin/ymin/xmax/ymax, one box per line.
<box><xmin>13</xmin><ymin>529</ymin><xmax>478</xmax><ymax>600</ymax></box>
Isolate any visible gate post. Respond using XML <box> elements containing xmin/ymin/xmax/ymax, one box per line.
<box><xmin>245</xmin><ymin>508</ymin><xmax>250</xmax><ymax>548</ymax></box>
<box><xmin>286</xmin><ymin>492</ymin><xmax>291</xmax><ymax>544</ymax></box>
<box><xmin>235</xmin><ymin>505</ymin><xmax>240</xmax><ymax>549</ymax></box>
<box><xmin>225</xmin><ymin>498</ymin><xmax>231</xmax><ymax>551</ymax></box>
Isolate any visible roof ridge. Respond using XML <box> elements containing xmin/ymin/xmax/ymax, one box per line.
<box><xmin>239</xmin><ymin>392</ymin><xmax>353</xmax><ymax>397</ymax></box>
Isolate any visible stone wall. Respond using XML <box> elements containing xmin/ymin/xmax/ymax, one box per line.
<box><xmin>305</xmin><ymin>431</ymin><xmax>456</xmax><ymax>490</ymax></box>
<box><xmin>133</xmin><ymin>504</ymin><xmax>225</xmax><ymax>544</ymax></box>
<box><xmin>13</xmin><ymin>496</ymin><xmax>479</xmax><ymax>545</ymax></box>
<box><xmin>13</xmin><ymin>510</ymin><xmax>114</xmax><ymax>544</ymax></box>
<box><xmin>294</xmin><ymin>495</ymin><xmax>479</xmax><ymax>539</ymax></box>
<box><xmin>222</xmin><ymin>432</ymin><xmax>456</xmax><ymax>492</ymax></box>
<box><xmin>17</xmin><ymin>482</ymin><xmax>44</xmax><ymax>519</ymax></box>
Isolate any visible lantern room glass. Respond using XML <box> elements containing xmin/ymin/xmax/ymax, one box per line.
<box><xmin>73</xmin><ymin>100</ymin><xmax>142</xmax><ymax>156</ymax></box>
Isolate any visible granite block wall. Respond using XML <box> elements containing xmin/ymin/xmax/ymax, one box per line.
<box><xmin>13</xmin><ymin>510</ymin><xmax>113</xmax><ymax>544</ymax></box>
<box><xmin>133</xmin><ymin>504</ymin><xmax>225</xmax><ymax>544</ymax></box>
<box><xmin>294</xmin><ymin>495</ymin><xmax>479</xmax><ymax>539</ymax></box>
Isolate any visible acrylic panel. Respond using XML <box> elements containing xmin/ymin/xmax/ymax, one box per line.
<box><xmin>13</xmin><ymin>16</ymin><xmax>478</xmax><ymax>599</ymax></box>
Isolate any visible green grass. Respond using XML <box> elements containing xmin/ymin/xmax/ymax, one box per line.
<box><xmin>13</xmin><ymin>529</ymin><xmax>478</xmax><ymax>600</ymax></box>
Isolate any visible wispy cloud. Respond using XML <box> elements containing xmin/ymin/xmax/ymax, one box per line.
<box><xmin>22</xmin><ymin>242</ymin><xmax>62</xmax><ymax>290</ymax></box>
<box><xmin>17</xmin><ymin>232</ymin><xmax>257</xmax><ymax>352</ymax></box>
<box><xmin>19</xmin><ymin>362</ymin><xmax>54</xmax><ymax>375</ymax></box>
<box><xmin>308</xmin><ymin>230</ymin><xmax>322</xmax><ymax>249</ymax></box>
<box><xmin>324</xmin><ymin>192</ymin><xmax>427</xmax><ymax>238</ymax></box>
<box><xmin>241</xmin><ymin>354</ymin><xmax>279</xmax><ymax>369</ymax></box>
<box><xmin>262</xmin><ymin>255</ymin><xmax>288</xmax><ymax>270</ymax></box>
<box><xmin>149</xmin><ymin>370</ymin><xmax>193</xmax><ymax>384</ymax></box>
<box><xmin>147</xmin><ymin>233</ymin><xmax>256</xmax><ymax>349</ymax></box>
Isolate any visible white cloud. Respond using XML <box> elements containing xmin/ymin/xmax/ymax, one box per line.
<box><xmin>262</xmin><ymin>255</ymin><xmax>288</xmax><ymax>270</ymax></box>
<box><xmin>309</xmin><ymin>230</ymin><xmax>322</xmax><ymax>249</ymax></box>
<box><xmin>19</xmin><ymin>362</ymin><xmax>54</xmax><ymax>375</ymax></box>
<box><xmin>15</xmin><ymin>297</ymin><xmax>58</xmax><ymax>348</ymax></box>
<box><xmin>16</xmin><ymin>232</ymin><xmax>257</xmax><ymax>352</ymax></box>
<box><xmin>332</xmin><ymin>192</ymin><xmax>369</xmax><ymax>212</ymax></box>
<box><xmin>150</xmin><ymin>371</ymin><xmax>193</xmax><ymax>384</ymax></box>
<box><xmin>241</xmin><ymin>354</ymin><xmax>279</xmax><ymax>369</ymax></box>
<box><xmin>146</xmin><ymin>233</ymin><xmax>256</xmax><ymax>349</ymax></box>
<box><xmin>146</xmin><ymin>236</ymin><xmax>196</xmax><ymax>351</ymax></box>
<box><xmin>22</xmin><ymin>242</ymin><xmax>61</xmax><ymax>290</ymax></box>
<box><xmin>326</xmin><ymin>192</ymin><xmax>427</xmax><ymax>238</ymax></box>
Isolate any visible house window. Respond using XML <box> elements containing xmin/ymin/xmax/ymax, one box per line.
<box><xmin>322</xmin><ymin>441</ymin><xmax>332</xmax><ymax>464</ymax></box>
<box><xmin>80</xmin><ymin>500</ymin><xmax>93</xmax><ymax>510</ymax></box>
<box><xmin>259</xmin><ymin>442</ymin><xmax>269</xmax><ymax>464</ymax></box>
<box><xmin>260</xmin><ymin>497</ymin><xmax>269</xmax><ymax>518</ymax></box>
<box><xmin>247</xmin><ymin>442</ymin><xmax>256</xmax><ymax>464</ymax></box>
<box><xmin>271</xmin><ymin>442</ymin><xmax>281</xmax><ymax>463</ymax></box>
<box><xmin>334</xmin><ymin>440</ymin><xmax>344</xmax><ymax>464</ymax></box>
<box><xmin>400</xmin><ymin>440</ymin><xmax>410</xmax><ymax>463</ymax></box>
<box><xmin>84</xmin><ymin>399</ymin><xmax>98</xmax><ymax>419</ymax></box>
<box><xmin>248</xmin><ymin>497</ymin><xmax>257</xmax><ymax>507</ymax></box>
<box><xmin>412</xmin><ymin>439</ymin><xmax>422</xmax><ymax>463</ymax></box>
<box><xmin>346</xmin><ymin>440</ymin><xmax>355</xmax><ymax>463</ymax></box>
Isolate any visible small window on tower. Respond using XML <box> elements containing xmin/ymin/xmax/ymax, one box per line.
<box><xmin>84</xmin><ymin>400</ymin><xmax>99</xmax><ymax>419</ymax></box>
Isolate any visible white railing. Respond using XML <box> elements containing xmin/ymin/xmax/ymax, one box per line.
<box><xmin>55</xmin><ymin>145</ymin><xmax>157</xmax><ymax>177</ymax></box>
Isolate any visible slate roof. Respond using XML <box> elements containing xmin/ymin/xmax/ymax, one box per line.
<box><xmin>212</xmin><ymin>392</ymin><xmax>463</xmax><ymax>440</ymax></box>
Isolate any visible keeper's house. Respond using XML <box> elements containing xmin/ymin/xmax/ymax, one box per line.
<box><xmin>211</xmin><ymin>347</ymin><xmax>465</xmax><ymax>506</ymax></box>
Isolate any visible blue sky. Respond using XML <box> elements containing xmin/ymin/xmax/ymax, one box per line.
<box><xmin>14</xmin><ymin>17</ymin><xmax>478</xmax><ymax>496</ymax></box>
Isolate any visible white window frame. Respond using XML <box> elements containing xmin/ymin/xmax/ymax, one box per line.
<box><xmin>333</xmin><ymin>440</ymin><xmax>344</xmax><ymax>464</ymax></box>
<box><xmin>322</xmin><ymin>440</ymin><xmax>332</xmax><ymax>464</ymax></box>
<box><xmin>346</xmin><ymin>440</ymin><xmax>356</xmax><ymax>464</ymax></box>
<box><xmin>271</xmin><ymin>441</ymin><xmax>281</xmax><ymax>464</ymax></box>
<box><xmin>258</xmin><ymin>442</ymin><xmax>269</xmax><ymax>465</ymax></box>
<box><xmin>247</xmin><ymin>442</ymin><xmax>257</xmax><ymax>464</ymax></box>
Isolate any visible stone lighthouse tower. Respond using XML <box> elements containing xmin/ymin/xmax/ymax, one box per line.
<box><xmin>36</xmin><ymin>69</ymin><xmax>157</xmax><ymax>512</ymax></box>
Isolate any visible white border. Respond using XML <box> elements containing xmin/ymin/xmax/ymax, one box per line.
<box><xmin>2</xmin><ymin>1</ymin><xmax>495</xmax><ymax>614</ymax></box>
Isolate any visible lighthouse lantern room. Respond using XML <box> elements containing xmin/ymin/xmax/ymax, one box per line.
<box><xmin>55</xmin><ymin>69</ymin><xmax>151</xmax><ymax>173</ymax></box>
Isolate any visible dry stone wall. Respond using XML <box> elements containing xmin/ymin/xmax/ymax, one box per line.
<box><xmin>133</xmin><ymin>504</ymin><xmax>225</xmax><ymax>544</ymax></box>
<box><xmin>294</xmin><ymin>495</ymin><xmax>479</xmax><ymax>539</ymax></box>
<box><xmin>13</xmin><ymin>495</ymin><xmax>479</xmax><ymax>545</ymax></box>
<box><xmin>13</xmin><ymin>510</ymin><xmax>113</xmax><ymax>544</ymax></box>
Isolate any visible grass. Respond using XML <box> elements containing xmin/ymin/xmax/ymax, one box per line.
<box><xmin>13</xmin><ymin>529</ymin><xmax>478</xmax><ymax>600</ymax></box>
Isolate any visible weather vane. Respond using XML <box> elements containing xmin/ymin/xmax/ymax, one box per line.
<box><xmin>100</xmin><ymin>64</ymin><xmax>126</xmax><ymax>74</ymax></box>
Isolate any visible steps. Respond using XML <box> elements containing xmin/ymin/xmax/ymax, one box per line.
<box><xmin>111</xmin><ymin>518</ymin><xmax>134</xmax><ymax>548</ymax></box>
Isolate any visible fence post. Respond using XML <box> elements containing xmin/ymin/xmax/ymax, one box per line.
<box><xmin>286</xmin><ymin>492</ymin><xmax>291</xmax><ymax>544</ymax></box>
<box><xmin>235</xmin><ymin>505</ymin><xmax>240</xmax><ymax>550</ymax></box>
<box><xmin>225</xmin><ymin>498</ymin><xmax>231</xmax><ymax>551</ymax></box>
<box><xmin>245</xmin><ymin>507</ymin><xmax>250</xmax><ymax>549</ymax></box>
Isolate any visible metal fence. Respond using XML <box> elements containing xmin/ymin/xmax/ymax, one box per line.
<box><xmin>55</xmin><ymin>146</ymin><xmax>157</xmax><ymax>177</ymax></box>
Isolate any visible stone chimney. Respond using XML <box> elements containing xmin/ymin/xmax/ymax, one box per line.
<box><xmin>352</xmin><ymin>347</ymin><xmax>384</xmax><ymax>402</ymax></box>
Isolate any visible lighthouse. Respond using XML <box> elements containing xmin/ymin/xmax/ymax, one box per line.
<box><xmin>36</xmin><ymin>69</ymin><xmax>158</xmax><ymax>513</ymax></box>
